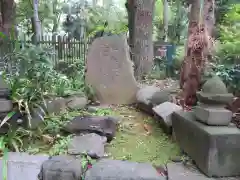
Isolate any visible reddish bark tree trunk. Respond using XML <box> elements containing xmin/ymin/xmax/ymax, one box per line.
<box><xmin>126</xmin><ymin>0</ymin><xmax>155</xmax><ymax>80</ymax></box>
<box><xmin>180</xmin><ymin>0</ymin><xmax>214</xmax><ymax>106</ymax></box>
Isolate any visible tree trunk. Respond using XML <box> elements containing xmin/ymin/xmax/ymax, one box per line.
<box><xmin>180</xmin><ymin>0</ymin><xmax>214</xmax><ymax>106</ymax></box>
<box><xmin>0</xmin><ymin>0</ymin><xmax>16</xmax><ymax>37</ymax></box>
<box><xmin>126</xmin><ymin>0</ymin><xmax>155</xmax><ymax>80</ymax></box>
<box><xmin>32</xmin><ymin>0</ymin><xmax>41</xmax><ymax>44</ymax></box>
<box><xmin>163</xmin><ymin>0</ymin><xmax>169</xmax><ymax>42</ymax></box>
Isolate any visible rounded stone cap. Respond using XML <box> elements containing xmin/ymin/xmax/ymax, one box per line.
<box><xmin>197</xmin><ymin>76</ymin><xmax>234</xmax><ymax>105</ymax></box>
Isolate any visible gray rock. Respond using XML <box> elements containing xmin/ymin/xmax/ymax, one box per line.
<box><xmin>172</xmin><ymin>110</ymin><xmax>240</xmax><ymax>177</ymax></box>
<box><xmin>194</xmin><ymin>105</ymin><xmax>232</xmax><ymax>126</ymax></box>
<box><xmin>0</xmin><ymin>152</ymin><xmax>49</xmax><ymax>180</ymax></box>
<box><xmin>68</xmin><ymin>133</ymin><xmax>107</xmax><ymax>158</ymax></box>
<box><xmin>136</xmin><ymin>86</ymin><xmax>170</xmax><ymax>114</ymax></box>
<box><xmin>65</xmin><ymin>96</ymin><xmax>88</xmax><ymax>110</ymax></box>
<box><xmin>87</xmin><ymin>106</ymin><xmax>98</xmax><ymax>113</ymax></box>
<box><xmin>29</xmin><ymin>107</ymin><xmax>47</xmax><ymax>129</ymax></box>
<box><xmin>153</xmin><ymin>102</ymin><xmax>181</xmax><ymax>133</ymax></box>
<box><xmin>63</xmin><ymin>115</ymin><xmax>118</xmax><ymax>142</ymax></box>
<box><xmin>0</xmin><ymin>99</ymin><xmax>12</xmax><ymax>112</ymax></box>
<box><xmin>38</xmin><ymin>155</ymin><xmax>82</xmax><ymax>180</ymax></box>
<box><xmin>45</xmin><ymin>97</ymin><xmax>67</xmax><ymax>114</ymax></box>
<box><xmin>0</xmin><ymin>76</ymin><xmax>10</xmax><ymax>98</ymax></box>
<box><xmin>84</xmin><ymin>159</ymin><xmax>164</xmax><ymax>180</ymax></box>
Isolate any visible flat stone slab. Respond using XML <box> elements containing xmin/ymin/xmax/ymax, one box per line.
<box><xmin>67</xmin><ymin>133</ymin><xmax>107</xmax><ymax>158</ymax></box>
<box><xmin>85</xmin><ymin>159</ymin><xmax>165</xmax><ymax>180</ymax></box>
<box><xmin>38</xmin><ymin>155</ymin><xmax>82</xmax><ymax>180</ymax></box>
<box><xmin>167</xmin><ymin>163</ymin><xmax>239</xmax><ymax>180</ymax></box>
<box><xmin>153</xmin><ymin>101</ymin><xmax>181</xmax><ymax>127</ymax></box>
<box><xmin>0</xmin><ymin>152</ymin><xmax>49</xmax><ymax>180</ymax></box>
<box><xmin>172</xmin><ymin>111</ymin><xmax>240</xmax><ymax>177</ymax></box>
<box><xmin>194</xmin><ymin>105</ymin><xmax>232</xmax><ymax>126</ymax></box>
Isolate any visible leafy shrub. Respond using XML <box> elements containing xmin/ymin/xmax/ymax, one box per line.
<box><xmin>213</xmin><ymin>64</ymin><xmax>240</xmax><ymax>95</ymax></box>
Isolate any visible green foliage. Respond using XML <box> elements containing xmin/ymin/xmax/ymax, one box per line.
<box><xmin>215</xmin><ymin>4</ymin><xmax>240</xmax><ymax>64</ymax></box>
<box><xmin>213</xmin><ymin>64</ymin><xmax>240</xmax><ymax>94</ymax></box>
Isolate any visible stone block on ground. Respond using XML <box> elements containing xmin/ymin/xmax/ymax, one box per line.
<box><xmin>63</xmin><ymin>115</ymin><xmax>118</xmax><ymax>142</ymax></box>
<box><xmin>136</xmin><ymin>86</ymin><xmax>171</xmax><ymax>114</ymax></box>
<box><xmin>172</xmin><ymin>110</ymin><xmax>240</xmax><ymax>177</ymax></box>
<box><xmin>194</xmin><ymin>105</ymin><xmax>232</xmax><ymax>126</ymax></box>
<box><xmin>84</xmin><ymin>159</ymin><xmax>165</xmax><ymax>180</ymax></box>
<box><xmin>0</xmin><ymin>99</ymin><xmax>12</xmax><ymax>112</ymax></box>
<box><xmin>67</xmin><ymin>133</ymin><xmax>107</xmax><ymax>158</ymax></box>
<box><xmin>85</xmin><ymin>35</ymin><xmax>138</xmax><ymax>104</ymax></box>
<box><xmin>65</xmin><ymin>96</ymin><xmax>88</xmax><ymax>110</ymax></box>
<box><xmin>0</xmin><ymin>76</ymin><xmax>11</xmax><ymax>98</ymax></box>
<box><xmin>38</xmin><ymin>155</ymin><xmax>82</xmax><ymax>180</ymax></box>
<box><xmin>0</xmin><ymin>152</ymin><xmax>49</xmax><ymax>180</ymax></box>
<box><xmin>45</xmin><ymin>97</ymin><xmax>67</xmax><ymax>114</ymax></box>
<box><xmin>167</xmin><ymin>163</ymin><xmax>239</xmax><ymax>180</ymax></box>
<box><xmin>153</xmin><ymin>102</ymin><xmax>181</xmax><ymax>133</ymax></box>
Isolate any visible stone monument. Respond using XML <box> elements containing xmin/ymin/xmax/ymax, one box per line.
<box><xmin>85</xmin><ymin>35</ymin><xmax>138</xmax><ymax>104</ymax></box>
<box><xmin>195</xmin><ymin>75</ymin><xmax>234</xmax><ymax>125</ymax></box>
<box><xmin>172</xmin><ymin>76</ymin><xmax>240</xmax><ymax>177</ymax></box>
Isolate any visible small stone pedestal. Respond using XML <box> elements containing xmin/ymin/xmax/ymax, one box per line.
<box><xmin>172</xmin><ymin>111</ymin><xmax>240</xmax><ymax>177</ymax></box>
<box><xmin>172</xmin><ymin>76</ymin><xmax>239</xmax><ymax>177</ymax></box>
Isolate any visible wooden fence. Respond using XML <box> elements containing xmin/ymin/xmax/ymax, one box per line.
<box><xmin>0</xmin><ymin>35</ymin><xmax>90</xmax><ymax>73</ymax></box>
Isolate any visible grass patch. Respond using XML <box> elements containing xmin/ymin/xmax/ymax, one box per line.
<box><xmin>106</xmin><ymin>106</ymin><xmax>180</xmax><ymax>165</ymax></box>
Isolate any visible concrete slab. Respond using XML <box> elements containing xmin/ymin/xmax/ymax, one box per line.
<box><xmin>167</xmin><ymin>163</ymin><xmax>239</xmax><ymax>180</ymax></box>
<box><xmin>0</xmin><ymin>152</ymin><xmax>49</xmax><ymax>180</ymax></box>
<box><xmin>153</xmin><ymin>102</ymin><xmax>181</xmax><ymax>134</ymax></box>
<box><xmin>172</xmin><ymin>110</ymin><xmax>240</xmax><ymax>177</ymax></box>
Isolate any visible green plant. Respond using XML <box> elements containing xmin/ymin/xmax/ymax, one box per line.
<box><xmin>213</xmin><ymin>64</ymin><xmax>240</xmax><ymax>94</ymax></box>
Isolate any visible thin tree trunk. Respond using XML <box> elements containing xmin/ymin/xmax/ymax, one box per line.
<box><xmin>32</xmin><ymin>0</ymin><xmax>41</xmax><ymax>44</ymax></box>
<box><xmin>163</xmin><ymin>0</ymin><xmax>169</xmax><ymax>42</ymax></box>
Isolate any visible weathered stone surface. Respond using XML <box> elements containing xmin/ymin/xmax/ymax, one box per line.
<box><xmin>65</xmin><ymin>96</ymin><xmax>88</xmax><ymax>110</ymax></box>
<box><xmin>197</xmin><ymin>76</ymin><xmax>234</xmax><ymax>105</ymax></box>
<box><xmin>136</xmin><ymin>86</ymin><xmax>171</xmax><ymax>114</ymax></box>
<box><xmin>172</xmin><ymin>110</ymin><xmax>240</xmax><ymax>177</ymax></box>
<box><xmin>63</xmin><ymin>115</ymin><xmax>118</xmax><ymax>142</ymax></box>
<box><xmin>84</xmin><ymin>159</ymin><xmax>164</xmax><ymax>180</ymax></box>
<box><xmin>45</xmin><ymin>97</ymin><xmax>67</xmax><ymax>114</ymax></box>
<box><xmin>167</xmin><ymin>162</ymin><xmax>214</xmax><ymax>180</ymax></box>
<box><xmin>0</xmin><ymin>99</ymin><xmax>12</xmax><ymax>112</ymax></box>
<box><xmin>194</xmin><ymin>105</ymin><xmax>232</xmax><ymax>126</ymax></box>
<box><xmin>153</xmin><ymin>102</ymin><xmax>181</xmax><ymax>130</ymax></box>
<box><xmin>30</xmin><ymin>107</ymin><xmax>46</xmax><ymax>129</ymax></box>
<box><xmin>86</xmin><ymin>35</ymin><xmax>138</xmax><ymax>104</ymax></box>
<box><xmin>0</xmin><ymin>76</ymin><xmax>10</xmax><ymax>98</ymax></box>
<box><xmin>0</xmin><ymin>152</ymin><xmax>49</xmax><ymax>180</ymax></box>
<box><xmin>0</xmin><ymin>111</ymin><xmax>24</xmax><ymax>134</ymax></box>
<box><xmin>68</xmin><ymin>133</ymin><xmax>107</xmax><ymax>158</ymax></box>
<box><xmin>38</xmin><ymin>155</ymin><xmax>82</xmax><ymax>180</ymax></box>
<box><xmin>167</xmin><ymin>163</ymin><xmax>239</xmax><ymax>180</ymax></box>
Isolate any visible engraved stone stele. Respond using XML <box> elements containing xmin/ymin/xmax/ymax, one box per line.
<box><xmin>85</xmin><ymin>35</ymin><xmax>138</xmax><ymax>104</ymax></box>
<box><xmin>195</xmin><ymin>76</ymin><xmax>234</xmax><ymax>125</ymax></box>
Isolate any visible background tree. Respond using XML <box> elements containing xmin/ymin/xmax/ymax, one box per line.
<box><xmin>126</xmin><ymin>0</ymin><xmax>155</xmax><ymax>80</ymax></box>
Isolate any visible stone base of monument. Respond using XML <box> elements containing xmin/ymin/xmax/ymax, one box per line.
<box><xmin>194</xmin><ymin>105</ymin><xmax>232</xmax><ymax>126</ymax></box>
<box><xmin>172</xmin><ymin>110</ymin><xmax>240</xmax><ymax>177</ymax></box>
